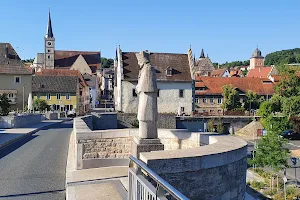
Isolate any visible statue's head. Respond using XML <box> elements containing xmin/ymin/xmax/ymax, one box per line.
<box><xmin>137</xmin><ymin>51</ymin><xmax>151</xmax><ymax>68</ymax></box>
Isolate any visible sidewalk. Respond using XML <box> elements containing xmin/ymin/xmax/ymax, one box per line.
<box><xmin>0</xmin><ymin>119</ymin><xmax>70</xmax><ymax>149</ymax></box>
<box><xmin>66</xmin><ymin>131</ymin><xmax>127</xmax><ymax>200</ymax></box>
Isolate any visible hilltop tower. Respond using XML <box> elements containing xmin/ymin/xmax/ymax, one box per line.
<box><xmin>44</xmin><ymin>9</ymin><xmax>55</xmax><ymax>69</ymax></box>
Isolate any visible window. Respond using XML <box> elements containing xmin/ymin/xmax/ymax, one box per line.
<box><xmin>210</xmin><ymin>98</ymin><xmax>214</xmax><ymax>104</ymax></box>
<box><xmin>166</xmin><ymin>67</ymin><xmax>172</xmax><ymax>76</ymax></box>
<box><xmin>180</xmin><ymin>107</ymin><xmax>185</xmax><ymax>112</ymax></box>
<box><xmin>210</xmin><ymin>110</ymin><xmax>214</xmax><ymax>113</ymax></box>
<box><xmin>202</xmin><ymin>98</ymin><xmax>207</xmax><ymax>103</ymax></box>
<box><xmin>8</xmin><ymin>93</ymin><xmax>14</xmax><ymax>98</ymax></box>
<box><xmin>179</xmin><ymin>90</ymin><xmax>184</xmax><ymax>98</ymax></box>
<box><xmin>157</xmin><ymin>89</ymin><xmax>160</xmax><ymax>97</ymax></box>
<box><xmin>218</xmin><ymin>110</ymin><xmax>222</xmax><ymax>113</ymax></box>
<box><xmin>132</xmin><ymin>89</ymin><xmax>137</xmax><ymax>97</ymax></box>
<box><xmin>56</xmin><ymin>105</ymin><xmax>60</xmax><ymax>111</ymax></box>
<box><xmin>14</xmin><ymin>76</ymin><xmax>21</xmax><ymax>83</ymax></box>
<box><xmin>48</xmin><ymin>55</ymin><xmax>50</xmax><ymax>59</ymax></box>
<box><xmin>56</xmin><ymin>93</ymin><xmax>61</xmax><ymax>100</ymax></box>
<box><xmin>218</xmin><ymin>98</ymin><xmax>222</xmax><ymax>104</ymax></box>
<box><xmin>46</xmin><ymin>93</ymin><xmax>51</xmax><ymax>100</ymax></box>
<box><xmin>48</xmin><ymin>49</ymin><xmax>51</xmax><ymax>53</ymax></box>
<box><xmin>66</xmin><ymin>93</ymin><xmax>70</xmax><ymax>100</ymax></box>
<box><xmin>195</xmin><ymin>98</ymin><xmax>200</xmax><ymax>104</ymax></box>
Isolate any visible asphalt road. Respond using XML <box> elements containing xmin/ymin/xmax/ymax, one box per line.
<box><xmin>0</xmin><ymin>121</ymin><xmax>72</xmax><ymax>200</ymax></box>
<box><xmin>246</xmin><ymin>138</ymin><xmax>300</xmax><ymax>184</ymax></box>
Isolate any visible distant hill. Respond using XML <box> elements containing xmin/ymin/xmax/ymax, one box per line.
<box><xmin>264</xmin><ymin>48</ymin><xmax>300</xmax><ymax>66</ymax></box>
<box><xmin>213</xmin><ymin>60</ymin><xmax>250</xmax><ymax>69</ymax></box>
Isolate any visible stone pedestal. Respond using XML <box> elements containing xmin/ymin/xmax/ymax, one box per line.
<box><xmin>131</xmin><ymin>137</ymin><xmax>164</xmax><ymax>159</ymax></box>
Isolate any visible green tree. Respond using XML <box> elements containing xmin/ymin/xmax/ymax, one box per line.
<box><xmin>33</xmin><ymin>99</ymin><xmax>50</xmax><ymax>111</ymax></box>
<box><xmin>221</xmin><ymin>84</ymin><xmax>241</xmax><ymax>111</ymax></box>
<box><xmin>101</xmin><ymin>57</ymin><xmax>114</xmax><ymax>68</ymax></box>
<box><xmin>207</xmin><ymin>119</ymin><xmax>215</xmax><ymax>132</ymax></box>
<box><xmin>282</xmin><ymin>96</ymin><xmax>300</xmax><ymax>117</ymax></box>
<box><xmin>264</xmin><ymin>48</ymin><xmax>300</xmax><ymax>66</ymax></box>
<box><xmin>250</xmin><ymin>130</ymin><xmax>290</xmax><ymax>171</ymax></box>
<box><xmin>0</xmin><ymin>94</ymin><xmax>11</xmax><ymax>116</ymax></box>
<box><xmin>216</xmin><ymin>120</ymin><xmax>224</xmax><ymax>134</ymax></box>
<box><xmin>243</xmin><ymin>90</ymin><xmax>264</xmax><ymax>111</ymax></box>
<box><xmin>275</xmin><ymin>69</ymin><xmax>300</xmax><ymax>98</ymax></box>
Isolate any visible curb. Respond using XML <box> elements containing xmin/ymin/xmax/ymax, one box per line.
<box><xmin>0</xmin><ymin>118</ymin><xmax>72</xmax><ymax>151</ymax></box>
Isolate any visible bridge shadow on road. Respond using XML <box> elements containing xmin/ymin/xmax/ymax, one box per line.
<box><xmin>40</xmin><ymin>121</ymin><xmax>73</xmax><ymax>130</ymax></box>
<box><xmin>0</xmin><ymin>135</ymin><xmax>38</xmax><ymax>159</ymax></box>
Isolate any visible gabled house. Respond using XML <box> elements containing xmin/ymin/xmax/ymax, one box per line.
<box><xmin>114</xmin><ymin>46</ymin><xmax>193</xmax><ymax>115</ymax></box>
<box><xmin>33</xmin><ymin>69</ymin><xmax>91</xmax><ymax>115</ymax></box>
<box><xmin>194</xmin><ymin>49</ymin><xmax>215</xmax><ymax>76</ymax></box>
<box><xmin>247</xmin><ymin>66</ymin><xmax>277</xmax><ymax>79</ymax></box>
<box><xmin>0</xmin><ymin>43</ymin><xmax>32</xmax><ymax>111</ymax></box>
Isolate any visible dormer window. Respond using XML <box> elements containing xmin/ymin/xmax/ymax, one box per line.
<box><xmin>166</xmin><ymin>67</ymin><xmax>172</xmax><ymax>76</ymax></box>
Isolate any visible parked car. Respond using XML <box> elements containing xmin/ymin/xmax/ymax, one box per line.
<box><xmin>280</xmin><ymin>130</ymin><xmax>300</xmax><ymax>140</ymax></box>
<box><xmin>67</xmin><ymin>109</ymin><xmax>77</xmax><ymax>118</ymax></box>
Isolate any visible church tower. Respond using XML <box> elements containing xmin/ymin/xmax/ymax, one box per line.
<box><xmin>44</xmin><ymin>9</ymin><xmax>55</xmax><ymax>69</ymax></box>
<box><xmin>250</xmin><ymin>48</ymin><xmax>264</xmax><ymax>69</ymax></box>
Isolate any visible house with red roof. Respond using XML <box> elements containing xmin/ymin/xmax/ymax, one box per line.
<box><xmin>194</xmin><ymin>76</ymin><xmax>275</xmax><ymax>115</ymax></box>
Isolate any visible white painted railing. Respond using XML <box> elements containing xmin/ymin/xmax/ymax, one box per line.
<box><xmin>128</xmin><ymin>155</ymin><xmax>189</xmax><ymax>200</ymax></box>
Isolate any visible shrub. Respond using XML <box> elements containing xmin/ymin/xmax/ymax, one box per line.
<box><xmin>216</xmin><ymin>121</ymin><xmax>224</xmax><ymax>134</ymax></box>
<box><xmin>33</xmin><ymin>99</ymin><xmax>50</xmax><ymax>111</ymax></box>
<box><xmin>250</xmin><ymin>181</ymin><xmax>265</xmax><ymax>190</ymax></box>
<box><xmin>0</xmin><ymin>94</ymin><xmax>11</xmax><ymax>116</ymax></box>
<box><xmin>207</xmin><ymin>119</ymin><xmax>215</xmax><ymax>132</ymax></box>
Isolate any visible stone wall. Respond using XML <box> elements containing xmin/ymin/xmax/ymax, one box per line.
<box><xmin>80</xmin><ymin>137</ymin><xmax>131</xmax><ymax>159</ymax></box>
<box><xmin>140</xmin><ymin>133</ymin><xmax>248</xmax><ymax>200</ymax></box>
<box><xmin>117</xmin><ymin>113</ymin><xmax>176</xmax><ymax>129</ymax></box>
<box><xmin>0</xmin><ymin>114</ymin><xmax>42</xmax><ymax>128</ymax></box>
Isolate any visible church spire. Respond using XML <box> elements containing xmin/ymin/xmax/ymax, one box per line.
<box><xmin>200</xmin><ymin>48</ymin><xmax>205</xmax><ymax>58</ymax></box>
<box><xmin>46</xmin><ymin>9</ymin><xmax>54</xmax><ymax>38</ymax></box>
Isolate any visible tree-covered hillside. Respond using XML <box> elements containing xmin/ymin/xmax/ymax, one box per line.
<box><xmin>264</xmin><ymin>48</ymin><xmax>300</xmax><ymax>66</ymax></box>
<box><xmin>213</xmin><ymin>60</ymin><xmax>250</xmax><ymax>69</ymax></box>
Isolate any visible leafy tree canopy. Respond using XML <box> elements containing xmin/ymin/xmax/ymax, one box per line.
<box><xmin>101</xmin><ymin>57</ymin><xmax>114</xmax><ymax>68</ymax></box>
<box><xmin>0</xmin><ymin>94</ymin><xmax>11</xmax><ymax>116</ymax></box>
<box><xmin>264</xmin><ymin>48</ymin><xmax>300</xmax><ymax>66</ymax></box>
<box><xmin>243</xmin><ymin>90</ymin><xmax>264</xmax><ymax>111</ymax></box>
<box><xmin>22</xmin><ymin>58</ymin><xmax>34</xmax><ymax>63</ymax></box>
<box><xmin>213</xmin><ymin>60</ymin><xmax>250</xmax><ymax>69</ymax></box>
<box><xmin>33</xmin><ymin>99</ymin><xmax>50</xmax><ymax>111</ymax></box>
<box><xmin>221</xmin><ymin>84</ymin><xmax>241</xmax><ymax>110</ymax></box>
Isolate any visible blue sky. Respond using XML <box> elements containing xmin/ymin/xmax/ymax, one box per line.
<box><xmin>1</xmin><ymin>0</ymin><xmax>300</xmax><ymax>63</ymax></box>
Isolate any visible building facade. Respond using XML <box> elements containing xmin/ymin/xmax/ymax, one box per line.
<box><xmin>194</xmin><ymin>76</ymin><xmax>275</xmax><ymax>115</ymax></box>
<box><xmin>33</xmin><ymin>70</ymin><xmax>91</xmax><ymax>115</ymax></box>
<box><xmin>114</xmin><ymin>46</ymin><xmax>193</xmax><ymax>115</ymax></box>
<box><xmin>0</xmin><ymin>43</ymin><xmax>32</xmax><ymax>111</ymax></box>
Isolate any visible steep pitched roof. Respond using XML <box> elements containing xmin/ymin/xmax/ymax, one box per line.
<box><xmin>247</xmin><ymin>66</ymin><xmax>273</xmax><ymax>78</ymax></box>
<box><xmin>32</xmin><ymin>76</ymin><xmax>78</xmax><ymax>93</ymax></box>
<box><xmin>195</xmin><ymin>77</ymin><xmax>275</xmax><ymax>95</ymax></box>
<box><xmin>46</xmin><ymin>10</ymin><xmax>54</xmax><ymax>38</ymax></box>
<box><xmin>83</xmin><ymin>73</ymin><xmax>97</xmax><ymax>88</ymax></box>
<box><xmin>0</xmin><ymin>43</ymin><xmax>32</xmax><ymax>75</ymax></box>
<box><xmin>54</xmin><ymin>50</ymin><xmax>100</xmax><ymax>72</ymax></box>
<box><xmin>122</xmin><ymin>52</ymin><xmax>192</xmax><ymax>82</ymax></box>
<box><xmin>195</xmin><ymin>57</ymin><xmax>215</xmax><ymax>72</ymax></box>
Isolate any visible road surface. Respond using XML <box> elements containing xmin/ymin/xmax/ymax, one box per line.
<box><xmin>0</xmin><ymin>121</ymin><xmax>72</xmax><ymax>200</ymax></box>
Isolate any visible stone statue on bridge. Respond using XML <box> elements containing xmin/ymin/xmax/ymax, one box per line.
<box><xmin>131</xmin><ymin>51</ymin><xmax>164</xmax><ymax>159</ymax></box>
<box><xmin>136</xmin><ymin>51</ymin><xmax>158</xmax><ymax>139</ymax></box>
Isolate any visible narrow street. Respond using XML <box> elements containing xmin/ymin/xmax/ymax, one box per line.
<box><xmin>0</xmin><ymin>121</ymin><xmax>72</xmax><ymax>200</ymax></box>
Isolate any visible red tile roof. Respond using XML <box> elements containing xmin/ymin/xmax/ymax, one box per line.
<box><xmin>247</xmin><ymin>66</ymin><xmax>272</xmax><ymax>78</ymax></box>
<box><xmin>195</xmin><ymin>77</ymin><xmax>275</xmax><ymax>95</ymax></box>
<box><xmin>211</xmin><ymin>69</ymin><xmax>227</xmax><ymax>77</ymax></box>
